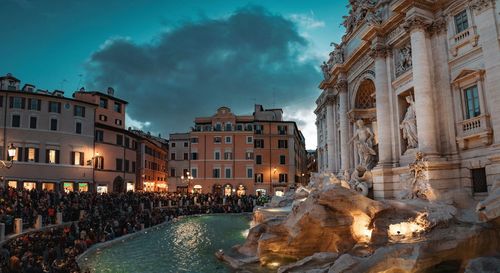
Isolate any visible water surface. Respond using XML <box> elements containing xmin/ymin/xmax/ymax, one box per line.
<box><xmin>79</xmin><ymin>214</ymin><xmax>269</xmax><ymax>273</ymax></box>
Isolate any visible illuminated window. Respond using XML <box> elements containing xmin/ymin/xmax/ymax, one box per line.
<box><xmin>28</xmin><ymin>148</ymin><xmax>36</xmax><ymax>162</ymax></box>
<box><xmin>8</xmin><ymin>181</ymin><xmax>17</xmax><ymax>188</ymax></box>
<box><xmin>255</xmin><ymin>173</ymin><xmax>263</xmax><ymax>183</ymax></box>
<box><xmin>23</xmin><ymin>182</ymin><xmax>37</xmax><ymax>190</ymax></box>
<box><xmin>47</xmin><ymin>149</ymin><xmax>58</xmax><ymax>164</ymax></box>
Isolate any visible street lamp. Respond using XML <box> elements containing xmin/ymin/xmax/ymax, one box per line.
<box><xmin>1</xmin><ymin>144</ymin><xmax>17</xmax><ymax>169</ymax></box>
<box><xmin>181</xmin><ymin>171</ymin><xmax>193</xmax><ymax>194</ymax></box>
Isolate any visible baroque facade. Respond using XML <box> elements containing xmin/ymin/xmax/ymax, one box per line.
<box><xmin>316</xmin><ymin>0</ymin><xmax>500</xmax><ymax>199</ymax></box>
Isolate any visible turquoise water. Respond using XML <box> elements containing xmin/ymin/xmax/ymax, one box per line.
<box><xmin>79</xmin><ymin>214</ymin><xmax>265</xmax><ymax>273</ymax></box>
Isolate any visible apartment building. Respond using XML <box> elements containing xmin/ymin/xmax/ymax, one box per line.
<box><xmin>167</xmin><ymin>133</ymin><xmax>191</xmax><ymax>193</ymax></box>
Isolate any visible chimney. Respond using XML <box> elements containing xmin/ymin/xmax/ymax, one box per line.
<box><xmin>79</xmin><ymin>87</ymin><xmax>85</xmax><ymax>92</ymax></box>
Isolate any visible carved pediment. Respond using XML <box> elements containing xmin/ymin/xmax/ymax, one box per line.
<box><xmin>452</xmin><ymin>69</ymin><xmax>485</xmax><ymax>87</ymax></box>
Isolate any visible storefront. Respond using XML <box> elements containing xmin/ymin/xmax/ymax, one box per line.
<box><xmin>236</xmin><ymin>185</ymin><xmax>246</xmax><ymax>196</ymax></box>
<box><xmin>42</xmin><ymin>182</ymin><xmax>56</xmax><ymax>191</ymax></box>
<box><xmin>23</xmin><ymin>181</ymin><xmax>37</xmax><ymax>190</ymax></box>
<box><xmin>7</xmin><ymin>180</ymin><xmax>17</xmax><ymax>189</ymax></box>
<box><xmin>126</xmin><ymin>181</ymin><xmax>135</xmax><ymax>192</ymax></box>
<box><xmin>78</xmin><ymin>182</ymin><xmax>89</xmax><ymax>192</ymax></box>
<box><xmin>143</xmin><ymin>182</ymin><xmax>155</xmax><ymax>192</ymax></box>
<box><xmin>63</xmin><ymin>182</ymin><xmax>74</xmax><ymax>193</ymax></box>
<box><xmin>97</xmin><ymin>185</ymin><xmax>108</xmax><ymax>194</ymax></box>
<box><xmin>256</xmin><ymin>188</ymin><xmax>267</xmax><ymax>196</ymax></box>
<box><xmin>223</xmin><ymin>184</ymin><xmax>233</xmax><ymax>196</ymax></box>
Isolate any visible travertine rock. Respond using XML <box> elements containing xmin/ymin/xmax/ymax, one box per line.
<box><xmin>477</xmin><ymin>179</ymin><xmax>500</xmax><ymax>223</ymax></box>
<box><xmin>277</xmin><ymin>252</ymin><xmax>338</xmax><ymax>273</ymax></box>
<box><xmin>464</xmin><ymin>256</ymin><xmax>500</xmax><ymax>273</ymax></box>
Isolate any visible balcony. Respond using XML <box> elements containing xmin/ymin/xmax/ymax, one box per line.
<box><xmin>449</xmin><ymin>26</ymin><xmax>479</xmax><ymax>57</ymax></box>
<box><xmin>456</xmin><ymin>114</ymin><xmax>493</xmax><ymax>149</ymax></box>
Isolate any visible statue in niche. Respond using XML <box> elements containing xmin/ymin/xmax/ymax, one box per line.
<box><xmin>349</xmin><ymin>119</ymin><xmax>377</xmax><ymax>168</ymax></box>
<box><xmin>399</xmin><ymin>152</ymin><xmax>435</xmax><ymax>200</ymax></box>
<box><xmin>400</xmin><ymin>95</ymin><xmax>418</xmax><ymax>151</ymax></box>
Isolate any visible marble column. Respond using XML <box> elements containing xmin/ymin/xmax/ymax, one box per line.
<box><xmin>326</xmin><ymin>102</ymin><xmax>335</xmax><ymax>173</ymax></box>
<box><xmin>406</xmin><ymin>17</ymin><xmax>439</xmax><ymax>155</ymax></box>
<box><xmin>337</xmin><ymin>80</ymin><xmax>350</xmax><ymax>171</ymax></box>
<box><xmin>371</xmin><ymin>44</ymin><xmax>393</xmax><ymax>165</ymax></box>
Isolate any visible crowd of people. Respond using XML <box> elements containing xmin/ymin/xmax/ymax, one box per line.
<box><xmin>0</xmin><ymin>188</ymin><xmax>264</xmax><ymax>273</ymax></box>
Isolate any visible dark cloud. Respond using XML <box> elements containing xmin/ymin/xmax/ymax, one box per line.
<box><xmin>85</xmin><ymin>5</ymin><xmax>320</xmax><ymax>135</ymax></box>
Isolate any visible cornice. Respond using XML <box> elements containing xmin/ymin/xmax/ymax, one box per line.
<box><xmin>470</xmin><ymin>0</ymin><xmax>496</xmax><ymax>14</ymax></box>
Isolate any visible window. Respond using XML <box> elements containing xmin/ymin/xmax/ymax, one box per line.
<box><xmin>464</xmin><ymin>85</ymin><xmax>480</xmax><ymax>119</ymax></box>
<box><xmin>245</xmin><ymin>151</ymin><xmax>254</xmax><ymax>160</ymax></box>
<box><xmin>46</xmin><ymin>149</ymin><xmax>59</xmax><ymax>164</ymax></box>
<box><xmin>213</xmin><ymin>168</ymin><xmax>220</xmax><ymax>178</ymax></box>
<box><xmin>247</xmin><ymin>167</ymin><xmax>253</xmax><ymax>179</ymax></box>
<box><xmin>254</xmin><ymin>124</ymin><xmax>263</xmax><ymax>134</ymax></box>
<box><xmin>225</xmin><ymin>136</ymin><xmax>232</xmax><ymax>143</ymax></box>
<box><xmin>191</xmin><ymin>152</ymin><xmax>198</xmax><ymax>160</ymax></box>
<box><xmin>125</xmin><ymin>160</ymin><xmax>130</xmax><ymax>172</ymax></box>
<box><xmin>170</xmin><ymin>168</ymin><xmax>176</xmax><ymax>177</ymax></box>
<box><xmin>99</xmin><ymin>115</ymin><xmax>107</xmax><ymax>122</ymax></box>
<box><xmin>278</xmin><ymin>140</ymin><xmax>288</xmax><ymax>149</ymax></box>
<box><xmin>246</xmin><ymin>136</ymin><xmax>253</xmax><ymax>144</ymax></box>
<box><xmin>225</xmin><ymin>168</ymin><xmax>232</xmax><ymax>178</ymax></box>
<box><xmin>11</xmin><ymin>115</ymin><xmax>20</xmax><ymax>127</ymax></box>
<box><xmin>214</xmin><ymin>123</ymin><xmax>222</xmax><ymax>131</ymax></box>
<box><xmin>183</xmin><ymin>153</ymin><xmax>189</xmax><ymax>160</ymax></box>
<box><xmin>95</xmin><ymin>156</ymin><xmax>104</xmax><ymax>169</ymax></box>
<box><xmin>183</xmin><ymin>169</ymin><xmax>189</xmax><ymax>176</ymax></box>
<box><xmin>224</xmin><ymin>151</ymin><xmax>232</xmax><ymax>160</ymax></box>
<box><xmin>171</xmin><ymin>142</ymin><xmax>176</xmax><ymax>148</ymax></box>
<box><xmin>74</xmin><ymin>105</ymin><xmax>85</xmax><ymax>117</ymax></box>
<box><xmin>27</xmin><ymin>148</ymin><xmax>38</xmax><ymax>162</ymax></box>
<box><xmin>48</xmin><ymin>101</ymin><xmax>61</xmax><ymax>113</ymax></box>
<box><xmin>170</xmin><ymin>153</ymin><xmax>176</xmax><ymax>160</ymax></box>
<box><xmin>280</xmin><ymin>155</ymin><xmax>286</xmax><ymax>165</ymax></box>
<box><xmin>471</xmin><ymin>168</ymin><xmax>487</xmax><ymax>193</ymax></box>
<box><xmin>191</xmin><ymin>168</ymin><xmax>198</xmax><ymax>178</ymax></box>
<box><xmin>115</xmin><ymin>119</ymin><xmax>122</xmax><ymax>126</ymax></box>
<box><xmin>454</xmin><ymin>10</ymin><xmax>469</xmax><ymax>33</ymax></box>
<box><xmin>256</xmin><ymin>155</ymin><xmax>262</xmax><ymax>164</ymax></box>
<box><xmin>71</xmin><ymin>152</ymin><xmax>84</xmax><ymax>165</ymax></box>
<box><xmin>125</xmin><ymin>137</ymin><xmax>130</xmax><ymax>148</ymax></box>
<box><xmin>95</xmin><ymin>130</ymin><xmax>104</xmax><ymax>142</ymax></box>
<box><xmin>225</xmin><ymin>123</ymin><xmax>232</xmax><ymax>131</ymax></box>
<box><xmin>28</xmin><ymin>99</ymin><xmax>41</xmax><ymax>111</ymax></box>
<box><xmin>10</xmin><ymin>97</ymin><xmax>25</xmax><ymax>109</ymax></box>
<box><xmin>75</xmin><ymin>122</ymin><xmax>82</xmax><ymax>134</ymax></box>
<box><xmin>191</xmin><ymin>138</ymin><xmax>198</xmax><ymax>143</ymax></box>
<box><xmin>183</xmin><ymin>142</ymin><xmax>188</xmax><ymax>147</ymax></box>
<box><xmin>114</xmin><ymin>102</ymin><xmax>122</xmax><ymax>113</ymax></box>
<box><xmin>116</xmin><ymin>135</ymin><xmax>123</xmax><ymax>146</ymax></box>
<box><xmin>236</xmin><ymin>124</ymin><xmax>243</xmax><ymax>131</ymax></box>
<box><xmin>254</xmin><ymin>139</ymin><xmax>264</xmax><ymax>148</ymax></box>
<box><xmin>255</xmin><ymin>173</ymin><xmax>263</xmax><ymax>183</ymax></box>
<box><xmin>28</xmin><ymin>116</ymin><xmax>37</xmax><ymax>129</ymax></box>
<box><xmin>245</xmin><ymin>124</ymin><xmax>253</xmax><ymax>131</ymax></box>
<box><xmin>132</xmin><ymin>161</ymin><xmax>136</xmax><ymax>172</ymax></box>
<box><xmin>214</xmin><ymin>151</ymin><xmax>221</xmax><ymax>160</ymax></box>
<box><xmin>100</xmin><ymin>98</ymin><xmax>108</xmax><ymax>108</ymax></box>
<box><xmin>278</xmin><ymin>125</ymin><xmax>288</xmax><ymax>135</ymax></box>
<box><xmin>132</xmin><ymin>140</ymin><xmax>137</xmax><ymax>150</ymax></box>
<box><xmin>50</xmin><ymin>118</ymin><xmax>58</xmax><ymax>131</ymax></box>
<box><xmin>214</xmin><ymin>137</ymin><xmax>222</xmax><ymax>143</ymax></box>
<box><xmin>279</xmin><ymin>173</ymin><xmax>288</xmax><ymax>183</ymax></box>
<box><xmin>116</xmin><ymin>158</ymin><xmax>123</xmax><ymax>171</ymax></box>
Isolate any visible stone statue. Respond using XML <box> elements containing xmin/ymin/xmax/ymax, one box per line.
<box><xmin>349</xmin><ymin>119</ymin><xmax>377</xmax><ymax>168</ymax></box>
<box><xmin>400</xmin><ymin>152</ymin><xmax>434</xmax><ymax>200</ymax></box>
<box><xmin>321</xmin><ymin>61</ymin><xmax>330</xmax><ymax>79</ymax></box>
<box><xmin>400</xmin><ymin>95</ymin><xmax>418</xmax><ymax>151</ymax></box>
<box><xmin>348</xmin><ymin>165</ymin><xmax>373</xmax><ymax>196</ymax></box>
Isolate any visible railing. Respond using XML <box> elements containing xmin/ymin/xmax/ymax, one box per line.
<box><xmin>457</xmin><ymin>114</ymin><xmax>490</xmax><ymax>138</ymax></box>
<box><xmin>454</xmin><ymin>28</ymin><xmax>471</xmax><ymax>44</ymax></box>
<box><xmin>449</xmin><ymin>26</ymin><xmax>478</xmax><ymax>56</ymax></box>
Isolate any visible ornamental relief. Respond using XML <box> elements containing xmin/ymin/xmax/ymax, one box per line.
<box><xmin>394</xmin><ymin>44</ymin><xmax>412</xmax><ymax>78</ymax></box>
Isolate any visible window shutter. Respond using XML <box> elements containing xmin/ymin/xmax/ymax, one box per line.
<box><xmin>37</xmin><ymin>100</ymin><xmax>41</xmax><ymax>111</ymax></box>
<box><xmin>58</xmin><ymin>103</ymin><xmax>61</xmax><ymax>113</ymax></box>
<box><xmin>70</xmin><ymin>152</ymin><xmax>75</xmax><ymax>165</ymax></box>
<box><xmin>45</xmin><ymin>149</ymin><xmax>50</xmax><ymax>163</ymax></box>
<box><xmin>55</xmin><ymin>150</ymin><xmax>60</xmax><ymax>164</ymax></box>
<box><xmin>35</xmin><ymin>148</ymin><xmax>39</xmax><ymax>162</ymax></box>
<box><xmin>24</xmin><ymin>148</ymin><xmax>29</xmax><ymax>162</ymax></box>
<box><xmin>18</xmin><ymin>147</ymin><xmax>23</xmax><ymax>161</ymax></box>
<box><xmin>73</xmin><ymin>106</ymin><xmax>76</xmax><ymax>116</ymax></box>
<box><xmin>9</xmin><ymin>97</ymin><xmax>13</xmax><ymax>108</ymax></box>
<box><xmin>21</xmin><ymin>98</ymin><xmax>26</xmax><ymax>109</ymax></box>
<box><xmin>80</xmin><ymin>152</ymin><xmax>84</xmax><ymax>166</ymax></box>
<box><xmin>82</xmin><ymin>107</ymin><xmax>85</xmax><ymax>117</ymax></box>
<box><xmin>28</xmin><ymin>99</ymin><xmax>32</xmax><ymax>110</ymax></box>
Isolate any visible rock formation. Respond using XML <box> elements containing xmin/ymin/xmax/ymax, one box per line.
<box><xmin>219</xmin><ymin>167</ymin><xmax>500</xmax><ymax>273</ymax></box>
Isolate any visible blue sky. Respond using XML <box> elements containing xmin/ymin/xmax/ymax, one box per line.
<box><xmin>1</xmin><ymin>0</ymin><xmax>348</xmax><ymax>149</ymax></box>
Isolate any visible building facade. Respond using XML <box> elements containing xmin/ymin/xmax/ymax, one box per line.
<box><xmin>0</xmin><ymin>74</ymin><xmax>96</xmax><ymax>192</ymax></box>
<box><xmin>315</xmin><ymin>0</ymin><xmax>500</xmax><ymax>199</ymax></box>
<box><xmin>181</xmin><ymin>105</ymin><xmax>307</xmax><ymax>196</ymax></box>
<box><xmin>167</xmin><ymin>133</ymin><xmax>191</xmax><ymax>193</ymax></box>
<box><xmin>0</xmin><ymin>74</ymin><xmax>169</xmax><ymax>193</ymax></box>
